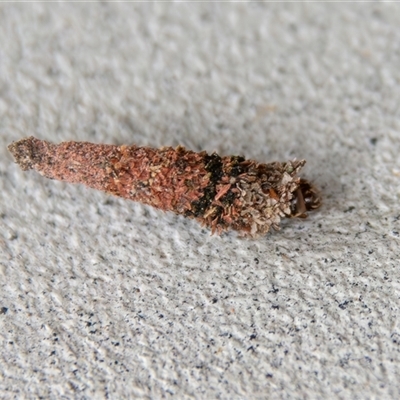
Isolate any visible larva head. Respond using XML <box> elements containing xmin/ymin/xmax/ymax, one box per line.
<box><xmin>289</xmin><ymin>179</ymin><xmax>321</xmax><ymax>218</ymax></box>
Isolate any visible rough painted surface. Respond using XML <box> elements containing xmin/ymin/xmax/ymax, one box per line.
<box><xmin>1</xmin><ymin>3</ymin><xmax>400</xmax><ymax>399</ymax></box>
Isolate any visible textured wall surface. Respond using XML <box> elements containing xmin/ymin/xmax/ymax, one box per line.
<box><xmin>1</xmin><ymin>3</ymin><xmax>400</xmax><ymax>399</ymax></box>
